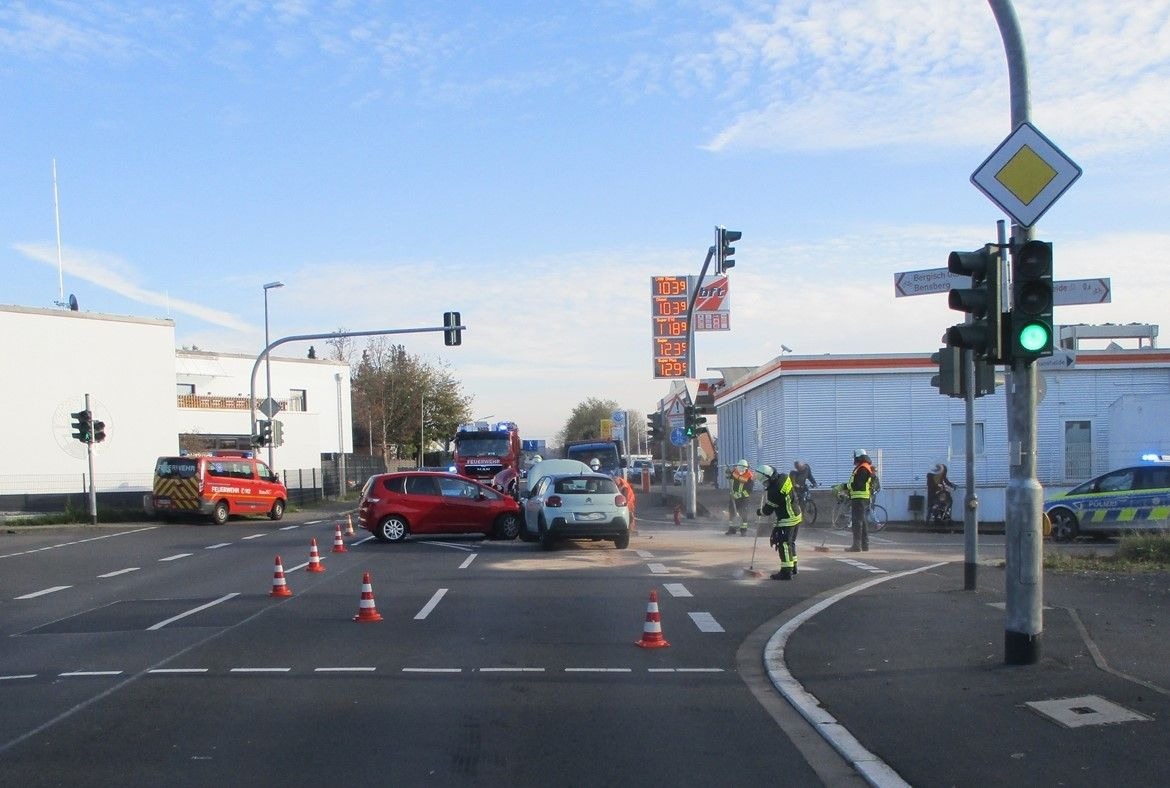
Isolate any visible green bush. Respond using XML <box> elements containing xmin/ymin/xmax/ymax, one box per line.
<box><xmin>1115</xmin><ymin>533</ymin><xmax>1170</xmax><ymax>564</ymax></box>
<box><xmin>1045</xmin><ymin>532</ymin><xmax>1170</xmax><ymax>571</ymax></box>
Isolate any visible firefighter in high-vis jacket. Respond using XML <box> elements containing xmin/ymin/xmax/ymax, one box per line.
<box><xmin>756</xmin><ymin>464</ymin><xmax>802</xmax><ymax>580</ymax></box>
<box><xmin>725</xmin><ymin>459</ymin><xmax>755</xmax><ymax>535</ymax></box>
<box><xmin>835</xmin><ymin>449</ymin><xmax>878</xmax><ymax>552</ymax></box>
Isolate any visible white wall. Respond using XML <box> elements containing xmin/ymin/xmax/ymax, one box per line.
<box><xmin>0</xmin><ymin>305</ymin><xmax>178</xmax><ymax>493</ymax></box>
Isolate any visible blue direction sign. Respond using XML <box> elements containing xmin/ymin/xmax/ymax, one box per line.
<box><xmin>670</xmin><ymin>426</ymin><xmax>687</xmax><ymax>446</ymax></box>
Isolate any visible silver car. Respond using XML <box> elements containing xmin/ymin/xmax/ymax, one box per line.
<box><xmin>522</xmin><ymin>472</ymin><xmax>630</xmax><ymax>550</ymax></box>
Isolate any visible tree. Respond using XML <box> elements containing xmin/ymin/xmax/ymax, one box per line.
<box><xmin>556</xmin><ymin>397</ymin><xmax>622</xmax><ymax>448</ymax></box>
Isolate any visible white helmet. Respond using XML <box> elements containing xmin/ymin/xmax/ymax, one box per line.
<box><xmin>589</xmin><ymin>458</ymin><xmax>601</xmax><ymax>471</ymax></box>
<box><xmin>736</xmin><ymin>459</ymin><xmax>749</xmax><ymax>469</ymax></box>
<box><xmin>755</xmin><ymin>464</ymin><xmax>776</xmax><ymax>479</ymax></box>
<box><xmin>531</xmin><ymin>454</ymin><xmax>543</xmax><ymax>464</ymax></box>
<box><xmin>854</xmin><ymin>449</ymin><xmax>868</xmax><ymax>459</ymax></box>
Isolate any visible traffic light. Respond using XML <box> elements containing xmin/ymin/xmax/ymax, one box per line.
<box><xmin>443</xmin><ymin>311</ymin><xmax>462</xmax><ymax>346</ymax></box>
<box><xmin>945</xmin><ymin>244</ymin><xmax>1003</xmax><ymax>362</ymax></box>
<box><xmin>71</xmin><ymin>409</ymin><xmax>92</xmax><ymax>443</ymax></box>
<box><xmin>1008</xmin><ymin>240</ymin><xmax>1054</xmax><ymax>362</ymax></box>
<box><xmin>930</xmin><ymin>347</ymin><xmax>960</xmax><ymax>397</ymax></box>
<box><xmin>683</xmin><ymin>405</ymin><xmax>708</xmax><ymax>438</ymax></box>
<box><xmin>716</xmin><ymin>227</ymin><xmax>742</xmax><ymax>274</ymax></box>
<box><xmin>92</xmin><ymin>420</ymin><xmax>106</xmax><ymax>443</ymax></box>
<box><xmin>272</xmin><ymin>420</ymin><xmax>284</xmax><ymax>447</ymax></box>
<box><xmin>255</xmin><ymin>419</ymin><xmax>272</xmax><ymax>447</ymax></box>
<box><xmin>646</xmin><ymin>412</ymin><xmax>663</xmax><ymax>442</ymax></box>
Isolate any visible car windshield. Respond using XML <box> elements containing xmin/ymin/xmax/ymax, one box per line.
<box><xmin>565</xmin><ymin>446</ymin><xmax>620</xmax><ymax>473</ymax></box>
<box><xmin>457</xmin><ymin>437</ymin><xmax>510</xmax><ymax>455</ymax></box>
<box><xmin>553</xmin><ymin>476</ymin><xmax>618</xmax><ymax>495</ymax></box>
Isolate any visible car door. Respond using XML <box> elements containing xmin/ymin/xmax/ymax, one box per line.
<box><xmin>1136</xmin><ymin>465</ymin><xmax>1170</xmax><ymax>528</ymax></box>
<box><xmin>403</xmin><ymin>474</ymin><xmax>444</xmax><ymax>533</ymax></box>
<box><xmin>436</xmin><ymin>475</ymin><xmax>491</xmax><ymax>532</ymax></box>
<box><xmin>525</xmin><ymin>476</ymin><xmax>551</xmax><ymax>534</ymax></box>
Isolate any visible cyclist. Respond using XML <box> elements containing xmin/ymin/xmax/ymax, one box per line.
<box><xmin>791</xmin><ymin>460</ymin><xmax>817</xmax><ymax>501</ymax></box>
<box><xmin>835</xmin><ymin>449</ymin><xmax>878</xmax><ymax>552</ymax></box>
<box><xmin>929</xmin><ymin>462</ymin><xmax>956</xmax><ymax>526</ymax></box>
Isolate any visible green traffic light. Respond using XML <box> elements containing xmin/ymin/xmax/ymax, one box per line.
<box><xmin>1018</xmin><ymin>322</ymin><xmax>1051</xmax><ymax>352</ymax></box>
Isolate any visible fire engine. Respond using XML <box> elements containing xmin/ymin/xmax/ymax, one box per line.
<box><xmin>452</xmin><ymin>421</ymin><xmax>522</xmax><ymax>484</ymax></box>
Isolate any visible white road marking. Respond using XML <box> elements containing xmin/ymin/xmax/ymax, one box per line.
<box><xmin>635</xmin><ymin>550</ymin><xmax>654</xmax><ymax>559</ymax></box>
<box><xmin>478</xmin><ymin>667</ymin><xmax>546</xmax><ymax>673</ymax></box>
<box><xmin>647</xmin><ymin>562</ymin><xmax>670</xmax><ymax>574</ymax></box>
<box><xmin>648</xmin><ymin>668</ymin><xmax>725</xmax><ymax>673</ymax></box>
<box><xmin>0</xmin><ymin>674</ymin><xmax>37</xmax><ymax>681</ymax></box>
<box><xmin>314</xmin><ymin>667</ymin><xmax>376</xmax><ymax>673</ymax></box>
<box><xmin>422</xmin><ymin>540</ymin><xmax>475</xmax><ymax>551</ymax></box>
<box><xmin>287</xmin><ymin>561</ymin><xmax>310</xmax><ymax>572</ymax></box>
<box><xmin>241</xmin><ymin>534</ymin><xmax>266</xmax><ymax>540</ymax></box>
<box><xmin>402</xmin><ymin>667</ymin><xmax>461</xmax><ymax>673</ymax></box>
<box><xmin>159</xmin><ymin>553</ymin><xmax>192</xmax><ymax>562</ymax></box>
<box><xmin>459</xmin><ymin>553</ymin><xmax>477</xmax><ymax>569</ymax></box>
<box><xmin>0</xmin><ymin>527</ymin><xmax>157</xmax><ymax>561</ymax></box>
<box><xmin>279</xmin><ymin>525</ymin><xmax>300</xmax><ymax>531</ymax></box>
<box><xmin>148</xmin><ymin>669</ymin><xmax>209</xmax><ymax>674</ymax></box>
<box><xmin>147</xmin><ymin>593</ymin><xmax>240</xmax><ymax>631</ymax></box>
<box><xmin>415</xmin><ymin>588</ymin><xmax>448</xmax><ymax>620</ymax></box>
<box><xmin>206</xmin><ymin>543</ymin><xmax>231</xmax><ymax>550</ymax></box>
<box><xmin>836</xmin><ymin>558</ymin><xmax>887</xmax><ymax>574</ymax></box>
<box><xmin>663</xmin><ymin>583</ymin><xmax>691</xmax><ymax>597</ymax></box>
<box><xmin>60</xmin><ymin>671</ymin><xmax>122</xmax><ymax>677</ymax></box>
<box><xmin>688</xmin><ymin>612</ymin><xmax>725</xmax><ymax>633</ymax></box>
<box><xmin>565</xmin><ymin>668</ymin><xmax>632</xmax><ymax>673</ymax></box>
<box><xmin>229</xmin><ymin>668</ymin><xmax>291</xmax><ymax>673</ymax></box>
<box><xmin>15</xmin><ymin>586</ymin><xmax>71</xmax><ymax>599</ymax></box>
<box><xmin>98</xmin><ymin>567</ymin><xmax>140</xmax><ymax>578</ymax></box>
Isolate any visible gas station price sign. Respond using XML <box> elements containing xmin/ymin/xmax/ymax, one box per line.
<box><xmin>650</xmin><ymin>276</ymin><xmax>691</xmax><ymax>378</ymax></box>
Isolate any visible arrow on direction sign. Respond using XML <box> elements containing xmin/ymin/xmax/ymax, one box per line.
<box><xmin>1054</xmin><ymin>278</ymin><xmax>1110</xmax><ymax>306</ymax></box>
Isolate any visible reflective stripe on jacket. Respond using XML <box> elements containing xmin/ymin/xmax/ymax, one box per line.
<box><xmin>848</xmin><ymin>461</ymin><xmax>875</xmax><ymax>500</ymax></box>
<box><xmin>762</xmin><ymin>474</ymin><xmax>802</xmax><ymax>526</ymax></box>
<box><xmin>730</xmin><ymin>469</ymin><xmax>754</xmax><ymax>500</ymax></box>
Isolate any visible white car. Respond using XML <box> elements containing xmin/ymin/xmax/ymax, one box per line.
<box><xmin>521</xmin><ymin>472</ymin><xmax>630</xmax><ymax>550</ymax></box>
<box><xmin>672</xmin><ymin>465</ymin><xmax>704</xmax><ymax>486</ymax></box>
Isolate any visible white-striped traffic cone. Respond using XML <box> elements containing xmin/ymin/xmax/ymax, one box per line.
<box><xmin>269</xmin><ymin>555</ymin><xmax>293</xmax><ymax>598</ymax></box>
<box><xmin>353</xmin><ymin>571</ymin><xmax>383</xmax><ymax>622</ymax></box>
<box><xmin>331</xmin><ymin>523</ymin><xmax>348</xmax><ymax>553</ymax></box>
<box><xmin>306</xmin><ymin>537</ymin><xmax>325</xmax><ymax>573</ymax></box>
<box><xmin>345</xmin><ymin>514</ymin><xmax>355</xmax><ymax>537</ymax></box>
<box><xmin>635</xmin><ymin>590</ymin><xmax>669</xmax><ymax>648</ymax></box>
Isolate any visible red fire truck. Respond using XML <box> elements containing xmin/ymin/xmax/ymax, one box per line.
<box><xmin>452</xmin><ymin>421</ymin><xmax>522</xmax><ymax>484</ymax></box>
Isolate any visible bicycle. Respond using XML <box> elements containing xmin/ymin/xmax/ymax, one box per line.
<box><xmin>797</xmin><ymin>485</ymin><xmax>818</xmax><ymax>526</ymax></box>
<box><xmin>830</xmin><ymin>489</ymin><xmax>887</xmax><ymax>532</ymax></box>
<box><xmin>927</xmin><ymin>487</ymin><xmax>955</xmax><ymax>528</ymax></box>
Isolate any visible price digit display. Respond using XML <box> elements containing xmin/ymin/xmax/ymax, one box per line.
<box><xmin>650</xmin><ymin>275</ymin><xmax>692</xmax><ymax>379</ymax></box>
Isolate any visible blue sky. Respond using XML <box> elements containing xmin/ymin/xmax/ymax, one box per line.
<box><xmin>3</xmin><ymin>1</ymin><xmax>1168</xmax><ymax>440</ymax></box>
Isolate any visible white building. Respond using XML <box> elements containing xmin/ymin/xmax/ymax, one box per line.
<box><xmin>713</xmin><ymin>346</ymin><xmax>1170</xmax><ymax>523</ymax></box>
<box><xmin>0</xmin><ymin>304</ymin><xmax>351</xmax><ymax>506</ymax></box>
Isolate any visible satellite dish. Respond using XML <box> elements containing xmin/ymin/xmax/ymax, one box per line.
<box><xmin>68</xmin><ymin>294</ymin><xmax>78</xmax><ymax>311</ymax></box>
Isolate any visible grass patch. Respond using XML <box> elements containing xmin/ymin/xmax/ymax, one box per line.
<box><xmin>1045</xmin><ymin>533</ymin><xmax>1170</xmax><ymax>572</ymax></box>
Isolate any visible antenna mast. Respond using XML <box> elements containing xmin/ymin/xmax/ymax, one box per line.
<box><xmin>52</xmin><ymin>158</ymin><xmax>65</xmax><ymax>305</ymax></box>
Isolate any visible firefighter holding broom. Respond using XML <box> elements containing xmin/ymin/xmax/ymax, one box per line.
<box><xmin>755</xmin><ymin>464</ymin><xmax>802</xmax><ymax>580</ymax></box>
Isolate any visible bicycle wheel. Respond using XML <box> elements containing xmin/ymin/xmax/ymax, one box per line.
<box><xmin>831</xmin><ymin>499</ymin><xmax>850</xmax><ymax>530</ymax></box>
<box><xmin>869</xmin><ymin>504</ymin><xmax>888</xmax><ymax>532</ymax></box>
<box><xmin>803</xmin><ymin>497</ymin><xmax>818</xmax><ymax>526</ymax></box>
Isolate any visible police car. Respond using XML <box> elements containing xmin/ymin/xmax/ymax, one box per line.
<box><xmin>1044</xmin><ymin>456</ymin><xmax>1170</xmax><ymax>542</ymax></box>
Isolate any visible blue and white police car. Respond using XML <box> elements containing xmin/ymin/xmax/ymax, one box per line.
<box><xmin>1044</xmin><ymin>456</ymin><xmax>1170</xmax><ymax>542</ymax></box>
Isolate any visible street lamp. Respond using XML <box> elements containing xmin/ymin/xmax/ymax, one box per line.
<box><xmin>262</xmin><ymin>280</ymin><xmax>284</xmax><ymax>469</ymax></box>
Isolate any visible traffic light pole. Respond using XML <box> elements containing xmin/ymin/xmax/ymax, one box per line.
<box><xmin>84</xmin><ymin>393</ymin><xmax>97</xmax><ymax>526</ymax></box>
<box><xmin>990</xmin><ymin>0</ymin><xmax>1043</xmax><ymax>665</ymax></box>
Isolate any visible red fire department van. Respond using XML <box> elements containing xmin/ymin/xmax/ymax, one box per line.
<box><xmin>148</xmin><ymin>452</ymin><xmax>287</xmax><ymax>525</ymax></box>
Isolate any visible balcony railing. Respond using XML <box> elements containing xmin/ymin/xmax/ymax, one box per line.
<box><xmin>178</xmin><ymin>394</ymin><xmax>305</xmax><ymax>412</ymax></box>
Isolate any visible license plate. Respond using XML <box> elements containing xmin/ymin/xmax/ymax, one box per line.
<box><xmin>575</xmin><ymin>512</ymin><xmax>605</xmax><ymax>521</ymax></box>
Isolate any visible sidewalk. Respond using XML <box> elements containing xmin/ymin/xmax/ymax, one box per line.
<box><xmin>777</xmin><ymin>559</ymin><xmax>1170</xmax><ymax>787</ymax></box>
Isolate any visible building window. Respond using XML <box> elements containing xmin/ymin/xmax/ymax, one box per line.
<box><xmin>1065</xmin><ymin>420</ymin><xmax>1091</xmax><ymax>480</ymax></box>
<box><xmin>950</xmin><ymin>422</ymin><xmax>985</xmax><ymax>456</ymax></box>
<box><xmin>289</xmin><ymin>389</ymin><xmax>307</xmax><ymax>412</ymax></box>
<box><xmin>177</xmin><ymin>383</ymin><xmax>195</xmax><ymax>396</ymax></box>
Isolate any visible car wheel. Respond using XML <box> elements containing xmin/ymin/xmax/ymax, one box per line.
<box><xmin>494</xmin><ymin>512</ymin><xmax>521</xmax><ymax>541</ymax></box>
<box><xmin>268</xmin><ymin>499</ymin><xmax>285</xmax><ymax>521</ymax></box>
<box><xmin>211</xmin><ymin>500</ymin><xmax>229</xmax><ymax>525</ymax></box>
<box><xmin>538</xmin><ymin>518</ymin><xmax>556</xmax><ymax>551</ymax></box>
<box><xmin>1049</xmin><ymin>508</ymin><xmax>1079</xmax><ymax>542</ymax></box>
<box><xmin>377</xmin><ymin>515</ymin><xmax>408</xmax><ymax>543</ymax></box>
<box><xmin>614</xmin><ymin>532</ymin><xmax>630</xmax><ymax>549</ymax></box>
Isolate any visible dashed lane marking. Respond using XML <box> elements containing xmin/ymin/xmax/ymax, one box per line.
<box><xmin>314</xmin><ymin>667</ymin><xmax>376</xmax><ymax>673</ymax></box>
<box><xmin>158</xmin><ymin>553</ymin><xmax>192</xmax><ymax>562</ymax></box>
<box><xmin>689</xmin><ymin>612</ymin><xmax>725</xmax><ymax>633</ymax></box>
<box><xmin>663</xmin><ymin>583</ymin><xmax>692</xmax><ymax>597</ymax></box>
<box><xmin>241</xmin><ymin>534</ymin><xmax>266</xmax><ymax>541</ymax></box>
<box><xmin>97</xmin><ymin>568</ymin><xmax>139</xmax><ymax>578</ymax></box>
<box><xmin>279</xmin><ymin>525</ymin><xmax>300</xmax><ymax>531</ymax></box>
<box><xmin>835</xmin><ymin>557</ymin><xmax>887</xmax><ymax>574</ymax></box>
<box><xmin>147</xmin><ymin>593</ymin><xmax>240</xmax><ymax>631</ymax></box>
<box><xmin>14</xmin><ymin>586</ymin><xmax>71</xmax><ymax>600</ymax></box>
<box><xmin>635</xmin><ymin>550</ymin><xmax>654</xmax><ymax>559</ymax></box>
<box><xmin>459</xmin><ymin>553</ymin><xmax>477</xmax><ymax>569</ymax></box>
<box><xmin>414</xmin><ymin>588</ymin><xmax>448</xmax><ymax>620</ymax></box>
<box><xmin>647</xmin><ymin>563</ymin><xmax>670</xmax><ymax>574</ymax></box>
<box><xmin>3</xmin><ymin>667</ymin><xmax>729</xmax><ymax>681</ymax></box>
<box><xmin>206</xmin><ymin>543</ymin><xmax>231</xmax><ymax>550</ymax></box>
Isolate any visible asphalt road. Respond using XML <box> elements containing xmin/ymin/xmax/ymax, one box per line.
<box><xmin>1</xmin><ymin>509</ymin><xmax>1164</xmax><ymax>786</ymax></box>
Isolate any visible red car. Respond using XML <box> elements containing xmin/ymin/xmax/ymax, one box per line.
<box><xmin>358</xmin><ymin>471</ymin><xmax>522</xmax><ymax>543</ymax></box>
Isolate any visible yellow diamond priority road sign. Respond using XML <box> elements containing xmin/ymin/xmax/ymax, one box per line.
<box><xmin>971</xmin><ymin>122</ymin><xmax>1081</xmax><ymax>228</ymax></box>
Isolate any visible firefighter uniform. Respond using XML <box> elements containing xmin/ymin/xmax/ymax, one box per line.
<box><xmin>726</xmin><ymin>459</ymin><xmax>755</xmax><ymax>535</ymax></box>
<box><xmin>757</xmin><ymin>465</ymin><xmax>802</xmax><ymax>580</ymax></box>
<box><xmin>840</xmin><ymin>449</ymin><xmax>877</xmax><ymax>552</ymax></box>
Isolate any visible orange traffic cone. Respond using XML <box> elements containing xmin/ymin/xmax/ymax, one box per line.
<box><xmin>635</xmin><ymin>590</ymin><xmax>670</xmax><ymax>648</ymax></box>
<box><xmin>345</xmin><ymin>514</ymin><xmax>355</xmax><ymax>537</ymax></box>
<box><xmin>306</xmin><ymin>537</ymin><xmax>325</xmax><ymax>572</ymax></box>
<box><xmin>331</xmin><ymin>523</ymin><xmax>348</xmax><ymax>553</ymax></box>
<box><xmin>353</xmin><ymin>571</ymin><xmax>383</xmax><ymax>622</ymax></box>
<box><xmin>269</xmin><ymin>555</ymin><xmax>293</xmax><ymax>597</ymax></box>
